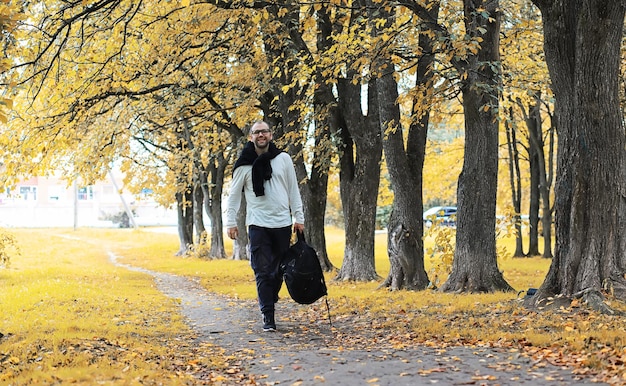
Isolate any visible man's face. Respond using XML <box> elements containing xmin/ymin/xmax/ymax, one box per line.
<box><xmin>250</xmin><ymin>123</ymin><xmax>273</xmax><ymax>150</ymax></box>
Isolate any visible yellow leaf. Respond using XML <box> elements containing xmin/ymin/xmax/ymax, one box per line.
<box><xmin>181</xmin><ymin>0</ymin><xmax>190</xmax><ymax>6</ymax></box>
<box><xmin>0</xmin><ymin>97</ymin><xmax>12</xmax><ymax>108</ymax></box>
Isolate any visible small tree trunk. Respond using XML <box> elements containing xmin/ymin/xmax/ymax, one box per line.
<box><xmin>230</xmin><ymin>195</ymin><xmax>249</xmax><ymax>260</ymax></box>
<box><xmin>535</xmin><ymin>95</ymin><xmax>554</xmax><ymax>259</ymax></box>
<box><xmin>175</xmin><ymin>188</ymin><xmax>194</xmax><ymax>256</ymax></box>
<box><xmin>193</xmin><ymin>183</ymin><xmax>207</xmax><ymax>247</ymax></box>
<box><xmin>505</xmin><ymin>105</ymin><xmax>525</xmax><ymax>257</ymax></box>
<box><xmin>205</xmin><ymin>154</ymin><xmax>227</xmax><ymax>259</ymax></box>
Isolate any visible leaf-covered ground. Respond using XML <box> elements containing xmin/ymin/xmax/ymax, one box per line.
<box><xmin>1</xmin><ymin>228</ymin><xmax>625</xmax><ymax>385</ymax></box>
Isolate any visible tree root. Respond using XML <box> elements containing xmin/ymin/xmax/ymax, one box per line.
<box><xmin>524</xmin><ymin>288</ymin><xmax>625</xmax><ymax>316</ymax></box>
<box><xmin>575</xmin><ymin>289</ymin><xmax>624</xmax><ymax>316</ymax></box>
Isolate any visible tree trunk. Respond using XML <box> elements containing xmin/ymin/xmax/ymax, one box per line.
<box><xmin>374</xmin><ymin>0</ymin><xmax>436</xmax><ymax>290</ymax></box>
<box><xmin>198</xmin><ymin>154</ymin><xmax>227</xmax><ymax>259</ymax></box>
<box><xmin>505</xmin><ymin>105</ymin><xmax>525</xmax><ymax>257</ymax></box>
<box><xmin>193</xmin><ymin>182</ymin><xmax>207</xmax><ymax>247</ymax></box>
<box><xmin>525</xmin><ymin>92</ymin><xmax>554</xmax><ymax>258</ymax></box>
<box><xmin>526</xmin><ymin>98</ymin><xmax>541</xmax><ymax>256</ymax></box>
<box><xmin>334</xmin><ymin>77</ymin><xmax>382</xmax><ymax>282</ymax></box>
<box><xmin>231</xmin><ymin>194</ymin><xmax>249</xmax><ymax>260</ymax></box>
<box><xmin>530</xmin><ymin>0</ymin><xmax>626</xmax><ymax>309</ymax></box>
<box><xmin>259</xmin><ymin>3</ymin><xmax>333</xmax><ymax>270</ymax></box>
<box><xmin>528</xmin><ymin>140</ymin><xmax>541</xmax><ymax>256</ymax></box>
<box><xmin>441</xmin><ymin>0</ymin><xmax>513</xmax><ymax>293</ymax></box>
<box><xmin>175</xmin><ymin>187</ymin><xmax>194</xmax><ymax>256</ymax></box>
<box><xmin>540</xmin><ymin>116</ymin><xmax>555</xmax><ymax>259</ymax></box>
<box><xmin>300</xmin><ymin>123</ymin><xmax>333</xmax><ymax>271</ymax></box>
<box><xmin>303</xmin><ymin>4</ymin><xmax>338</xmax><ymax>272</ymax></box>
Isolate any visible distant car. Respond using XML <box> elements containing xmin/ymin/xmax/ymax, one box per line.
<box><xmin>423</xmin><ymin>206</ymin><xmax>457</xmax><ymax>227</ymax></box>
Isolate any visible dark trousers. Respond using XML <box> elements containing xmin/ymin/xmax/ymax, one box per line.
<box><xmin>248</xmin><ymin>225</ymin><xmax>292</xmax><ymax>314</ymax></box>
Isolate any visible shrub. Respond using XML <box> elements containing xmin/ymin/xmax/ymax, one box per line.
<box><xmin>0</xmin><ymin>229</ymin><xmax>19</xmax><ymax>268</ymax></box>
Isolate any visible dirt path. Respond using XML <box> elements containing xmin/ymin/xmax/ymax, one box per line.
<box><xmin>108</xmin><ymin>252</ymin><xmax>604</xmax><ymax>386</ymax></box>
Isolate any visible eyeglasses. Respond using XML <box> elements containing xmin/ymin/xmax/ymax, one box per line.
<box><xmin>251</xmin><ymin>129</ymin><xmax>271</xmax><ymax>135</ymax></box>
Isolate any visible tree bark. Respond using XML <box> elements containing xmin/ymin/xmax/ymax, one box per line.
<box><xmin>525</xmin><ymin>97</ymin><xmax>544</xmax><ymax>256</ymax></box>
<box><xmin>441</xmin><ymin>0</ymin><xmax>513</xmax><ymax>293</ymax></box>
<box><xmin>204</xmin><ymin>153</ymin><xmax>227</xmax><ymax>259</ymax></box>
<box><xmin>175</xmin><ymin>187</ymin><xmax>194</xmax><ymax>256</ymax></box>
<box><xmin>193</xmin><ymin>181</ymin><xmax>207</xmax><ymax>246</ymax></box>
<box><xmin>505</xmin><ymin>105</ymin><xmax>525</xmax><ymax>257</ymax></box>
<box><xmin>525</xmin><ymin>92</ymin><xmax>554</xmax><ymax>258</ymax></box>
<box><xmin>373</xmin><ymin>0</ymin><xmax>437</xmax><ymax>291</ymax></box>
<box><xmin>230</xmin><ymin>194</ymin><xmax>249</xmax><ymax>261</ymax></box>
<box><xmin>334</xmin><ymin>77</ymin><xmax>382</xmax><ymax>282</ymax></box>
<box><xmin>259</xmin><ymin>3</ymin><xmax>333</xmax><ymax>270</ymax></box>
<box><xmin>530</xmin><ymin>0</ymin><xmax>626</xmax><ymax>309</ymax></box>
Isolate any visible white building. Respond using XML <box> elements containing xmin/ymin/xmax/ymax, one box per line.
<box><xmin>0</xmin><ymin>173</ymin><xmax>177</xmax><ymax>228</ymax></box>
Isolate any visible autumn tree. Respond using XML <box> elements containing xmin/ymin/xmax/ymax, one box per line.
<box><xmin>528</xmin><ymin>0</ymin><xmax>626</xmax><ymax>311</ymax></box>
<box><xmin>0</xmin><ymin>1</ymin><xmax>21</xmax><ymax>125</ymax></box>
<box><xmin>249</xmin><ymin>1</ymin><xmax>384</xmax><ymax>280</ymax></box>
<box><xmin>515</xmin><ymin>92</ymin><xmax>555</xmax><ymax>259</ymax></box>
<box><xmin>329</xmin><ymin>2</ymin><xmax>384</xmax><ymax>282</ymax></box>
<box><xmin>249</xmin><ymin>3</ymin><xmax>336</xmax><ymax>271</ymax></box>
<box><xmin>500</xmin><ymin>0</ymin><xmax>555</xmax><ymax>259</ymax></box>
<box><xmin>439</xmin><ymin>0</ymin><xmax>513</xmax><ymax>293</ymax></box>
<box><xmin>365</xmin><ymin>0</ymin><xmax>441</xmax><ymax>290</ymax></box>
<box><xmin>3</xmin><ymin>1</ymin><xmax>258</xmax><ymax>257</ymax></box>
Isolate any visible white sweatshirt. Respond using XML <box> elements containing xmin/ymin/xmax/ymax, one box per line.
<box><xmin>225</xmin><ymin>152</ymin><xmax>304</xmax><ymax>229</ymax></box>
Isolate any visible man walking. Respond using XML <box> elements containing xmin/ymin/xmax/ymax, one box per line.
<box><xmin>226</xmin><ymin>121</ymin><xmax>305</xmax><ymax>331</ymax></box>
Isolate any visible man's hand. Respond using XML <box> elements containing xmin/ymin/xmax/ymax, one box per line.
<box><xmin>293</xmin><ymin>222</ymin><xmax>304</xmax><ymax>234</ymax></box>
<box><xmin>227</xmin><ymin>226</ymin><xmax>239</xmax><ymax>240</ymax></box>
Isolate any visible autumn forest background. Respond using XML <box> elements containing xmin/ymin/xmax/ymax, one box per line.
<box><xmin>0</xmin><ymin>0</ymin><xmax>623</xmax><ymax>296</ymax></box>
<box><xmin>0</xmin><ymin>0</ymin><xmax>625</xmax><ymax>384</ymax></box>
<box><xmin>1</xmin><ymin>0</ymin><xmax>625</xmax><ymax>299</ymax></box>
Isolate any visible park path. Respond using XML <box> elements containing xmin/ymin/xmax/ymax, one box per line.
<box><xmin>108</xmin><ymin>251</ymin><xmax>603</xmax><ymax>386</ymax></box>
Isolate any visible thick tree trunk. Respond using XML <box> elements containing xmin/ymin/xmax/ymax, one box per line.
<box><xmin>376</xmin><ymin>90</ymin><xmax>429</xmax><ymax>290</ymax></box>
<box><xmin>530</xmin><ymin>0</ymin><xmax>626</xmax><ymax>310</ymax></box>
<box><xmin>259</xmin><ymin>4</ymin><xmax>333</xmax><ymax>270</ymax></box>
<box><xmin>304</xmin><ymin>4</ymin><xmax>337</xmax><ymax>272</ymax></box>
<box><xmin>441</xmin><ymin>0</ymin><xmax>513</xmax><ymax>293</ymax></box>
<box><xmin>373</xmin><ymin>1</ymin><xmax>435</xmax><ymax>290</ymax></box>
<box><xmin>299</xmin><ymin>126</ymin><xmax>333</xmax><ymax>271</ymax></box>
<box><xmin>334</xmin><ymin>77</ymin><xmax>382</xmax><ymax>282</ymax></box>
